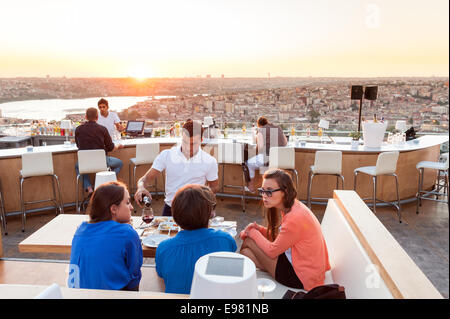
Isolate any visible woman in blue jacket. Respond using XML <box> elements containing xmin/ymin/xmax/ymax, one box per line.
<box><xmin>155</xmin><ymin>184</ymin><xmax>237</xmax><ymax>294</ymax></box>
<box><xmin>69</xmin><ymin>181</ymin><xmax>143</xmax><ymax>291</ymax></box>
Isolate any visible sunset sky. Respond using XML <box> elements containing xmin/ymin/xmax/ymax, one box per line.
<box><xmin>0</xmin><ymin>0</ymin><xmax>448</xmax><ymax>78</ymax></box>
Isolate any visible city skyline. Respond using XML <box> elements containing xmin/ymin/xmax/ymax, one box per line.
<box><xmin>0</xmin><ymin>0</ymin><xmax>448</xmax><ymax>78</ymax></box>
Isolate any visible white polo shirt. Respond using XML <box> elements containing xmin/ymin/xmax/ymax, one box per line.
<box><xmin>151</xmin><ymin>145</ymin><xmax>219</xmax><ymax>207</ymax></box>
<box><xmin>97</xmin><ymin>111</ymin><xmax>120</xmax><ymax>138</ymax></box>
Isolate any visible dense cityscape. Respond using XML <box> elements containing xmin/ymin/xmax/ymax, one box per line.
<box><xmin>0</xmin><ymin>77</ymin><xmax>448</xmax><ymax>133</ymax></box>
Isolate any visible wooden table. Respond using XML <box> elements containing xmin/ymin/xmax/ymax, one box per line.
<box><xmin>19</xmin><ymin>214</ymin><xmax>237</xmax><ymax>258</ymax></box>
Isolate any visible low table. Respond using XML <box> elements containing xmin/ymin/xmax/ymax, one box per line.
<box><xmin>19</xmin><ymin>214</ymin><xmax>236</xmax><ymax>258</ymax></box>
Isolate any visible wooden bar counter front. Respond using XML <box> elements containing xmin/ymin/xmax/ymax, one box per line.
<box><xmin>0</xmin><ymin>135</ymin><xmax>447</xmax><ymax>215</ymax></box>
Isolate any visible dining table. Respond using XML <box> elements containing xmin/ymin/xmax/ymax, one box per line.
<box><xmin>18</xmin><ymin>214</ymin><xmax>237</xmax><ymax>258</ymax></box>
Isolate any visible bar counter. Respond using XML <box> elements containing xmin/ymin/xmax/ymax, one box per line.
<box><xmin>0</xmin><ymin>134</ymin><xmax>447</xmax><ymax>215</ymax></box>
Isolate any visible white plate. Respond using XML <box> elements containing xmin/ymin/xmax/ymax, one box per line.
<box><xmin>142</xmin><ymin>234</ymin><xmax>170</xmax><ymax>248</ymax></box>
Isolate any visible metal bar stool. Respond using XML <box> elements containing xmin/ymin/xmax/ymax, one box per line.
<box><xmin>20</xmin><ymin>151</ymin><xmax>64</xmax><ymax>232</ymax></box>
<box><xmin>268</xmin><ymin>147</ymin><xmax>299</xmax><ymax>195</ymax></box>
<box><xmin>416</xmin><ymin>152</ymin><xmax>448</xmax><ymax>214</ymax></box>
<box><xmin>0</xmin><ymin>179</ymin><xmax>7</xmax><ymax>235</ymax></box>
<box><xmin>354</xmin><ymin>151</ymin><xmax>402</xmax><ymax>223</ymax></box>
<box><xmin>307</xmin><ymin>151</ymin><xmax>344</xmax><ymax>208</ymax></box>
<box><xmin>217</xmin><ymin>142</ymin><xmax>247</xmax><ymax>212</ymax></box>
<box><xmin>76</xmin><ymin>149</ymin><xmax>108</xmax><ymax>212</ymax></box>
<box><xmin>129</xmin><ymin>143</ymin><xmax>160</xmax><ymax>197</ymax></box>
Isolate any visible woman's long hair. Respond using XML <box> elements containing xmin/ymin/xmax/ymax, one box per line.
<box><xmin>263</xmin><ymin>169</ymin><xmax>297</xmax><ymax>241</ymax></box>
<box><xmin>88</xmin><ymin>181</ymin><xmax>127</xmax><ymax>223</ymax></box>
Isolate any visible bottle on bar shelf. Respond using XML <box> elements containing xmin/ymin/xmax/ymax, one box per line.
<box><xmin>373</xmin><ymin>114</ymin><xmax>377</xmax><ymax>123</ymax></box>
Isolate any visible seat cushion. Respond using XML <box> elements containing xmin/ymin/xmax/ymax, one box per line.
<box><xmin>354</xmin><ymin>166</ymin><xmax>377</xmax><ymax>176</ymax></box>
<box><xmin>416</xmin><ymin>161</ymin><xmax>447</xmax><ymax>170</ymax></box>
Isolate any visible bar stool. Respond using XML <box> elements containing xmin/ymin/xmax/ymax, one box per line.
<box><xmin>268</xmin><ymin>147</ymin><xmax>299</xmax><ymax>193</ymax></box>
<box><xmin>353</xmin><ymin>151</ymin><xmax>401</xmax><ymax>223</ymax></box>
<box><xmin>20</xmin><ymin>151</ymin><xmax>64</xmax><ymax>232</ymax></box>
<box><xmin>129</xmin><ymin>143</ymin><xmax>160</xmax><ymax>196</ymax></box>
<box><xmin>76</xmin><ymin>150</ymin><xmax>108</xmax><ymax>212</ymax></box>
<box><xmin>217</xmin><ymin>142</ymin><xmax>247</xmax><ymax>212</ymax></box>
<box><xmin>416</xmin><ymin>152</ymin><xmax>448</xmax><ymax>214</ymax></box>
<box><xmin>307</xmin><ymin>151</ymin><xmax>344</xmax><ymax>208</ymax></box>
<box><xmin>0</xmin><ymin>179</ymin><xmax>7</xmax><ymax>235</ymax></box>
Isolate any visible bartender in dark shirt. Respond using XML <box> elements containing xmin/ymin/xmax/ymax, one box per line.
<box><xmin>75</xmin><ymin>107</ymin><xmax>124</xmax><ymax>196</ymax></box>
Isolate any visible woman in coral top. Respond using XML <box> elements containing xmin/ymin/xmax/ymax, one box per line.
<box><xmin>240</xmin><ymin>168</ymin><xmax>331</xmax><ymax>290</ymax></box>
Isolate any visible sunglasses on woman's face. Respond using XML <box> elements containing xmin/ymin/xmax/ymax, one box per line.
<box><xmin>257</xmin><ymin>188</ymin><xmax>282</xmax><ymax>197</ymax></box>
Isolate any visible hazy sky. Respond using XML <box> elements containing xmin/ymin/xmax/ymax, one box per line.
<box><xmin>0</xmin><ymin>0</ymin><xmax>448</xmax><ymax>78</ymax></box>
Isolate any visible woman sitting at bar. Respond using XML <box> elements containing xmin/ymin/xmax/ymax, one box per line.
<box><xmin>155</xmin><ymin>184</ymin><xmax>237</xmax><ymax>294</ymax></box>
<box><xmin>68</xmin><ymin>181</ymin><xmax>143</xmax><ymax>291</ymax></box>
<box><xmin>240</xmin><ymin>169</ymin><xmax>330</xmax><ymax>291</ymax></box>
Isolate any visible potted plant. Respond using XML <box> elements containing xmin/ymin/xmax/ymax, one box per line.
<box><xmin>349</xmin><ymin>131</ymin><xmax>362</xmax><ymax>148</ymax></box>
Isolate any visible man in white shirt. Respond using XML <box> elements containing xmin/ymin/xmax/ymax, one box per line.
<box><xmin>97</xmin><ymin>98</ymin><xmax>125</xmax><ymax>139</ymax></box>
<box><xmin>134</xmin><ymin>120</ymin><xmax>219</xmax><ymax>216</ymax></box>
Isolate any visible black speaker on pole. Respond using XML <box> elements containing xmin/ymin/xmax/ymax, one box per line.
<box><xmin>364</xmin><ymin>86</ymin><xmax>378</xmax><ymax>100</ymax></box>
<box><xmin>351</xmin><ymin>85</ymin><xmax>364</xmax><ymax>100</ymax></box>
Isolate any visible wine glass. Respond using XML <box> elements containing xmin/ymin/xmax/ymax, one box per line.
<box><xmin>257</xmin><ymin>278</ymin><xmax>276</xmax><ymax>299</ymax></box>
<box><xmin>141</xmin><ymin>207</ymin><xmax>154</xmax><ymax>227</ymax></box>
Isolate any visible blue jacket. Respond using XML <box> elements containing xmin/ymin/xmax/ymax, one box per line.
<box><xmin>155</xmin><ymin>228</ymin><xmax>237</xmax><ymax>294</ymax></box>
<box><xmin>69</xmin><ymin>220</ymin><xmax>143</xmax><ymax>290</ymax></box>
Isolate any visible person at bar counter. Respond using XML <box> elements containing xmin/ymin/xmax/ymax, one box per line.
<box><xmin>155</xmin><ymin>184</ymin><xmax>237</xmax><ymax>294</ymax></box>
<box><xmin>240</xmin><ymin>168</ymin><xmax>330</xmax><ymax>290</ymax></box>
<box><xmin>75</xmin><ymin>107</ymin><xmax>124</xmax><ymax>197</ymax></box>
<box><xmin>68</xmin><ymin>181</ymin><xmax>143</xmax><ymax>291</ymax></box>
<box><xmin>134</xmin><ymin>119</ymin><xmax>219</xmax><ymax>216</ymax></box>
<box><xmin>97</xmin><ymin>98</ymin><xmax>125</xmax><ymax>140</ymax></box>
<box><xmin>245</xmin><ymin>116</ymin><xmax>287</xmax><ymax>192</ymax></box>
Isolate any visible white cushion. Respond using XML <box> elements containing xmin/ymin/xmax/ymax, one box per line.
<box><xmin>311</xmin><ymin>151</ymin><xmax>342</xmax><ymax>174</ymax></box>
<box><xmin>218</xmin><ymin>142</ymin><xmax>244</xmax><ymax>164</ymax></box>
<box><xmin>77</xmin><ymin>150</ymin><xmax>108</xmax><ymax>175</ymax></box>
<box><xmin>375</xmin><ymin>151</ymin><xmax>399</xmax><ymax>175</ymax></box>
<box><xmin>354</xmin><ymin>166</ymin><xmax>377</xmax><ymax>176</ymax></box>
<box><xmin>21</xmin><ymin>152</ymin><xmax>54</xmax><ymax>177</ymax></box>
<box><xmin>134</xmin><ymin>143</ymin><xmax>159</xmax><ymax>165</ymax></box>
<box><xmin>321</xmin><ymin>199</ymin><xmax>393</xmax><ymax>299</ymax></box>
<box><xmin>269</xmin><ymin>147</ymin><xmax>295</xmax><ymax>169</ymax></box>
<box><xmin>416</xmin><ymin>161</ymin><xmax>447</xmax><ymax>171</ymax></box>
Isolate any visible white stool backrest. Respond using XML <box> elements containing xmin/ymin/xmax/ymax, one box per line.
<box><xmin>313</xmin><ymin>151</ymin><xmax>342</xmax><ymax>174</ymax></box>
<box><xmin>94</xmin><ymin>171</ymin><xmax>117</xmax><ymax>189</ymax></box>
<box><xmin>217</xmin><ymin>142</ymin><xmax>244</xmax><ymax>164</ymax></box>
<box><xmin>321</xmin><ymin>199</ymin><xmax>393</xmax><ymax>299</ymax></box>
<box><xmin>21</xmin><ymin>152</ymin><xmax>54</xmax><ymax>177</ymax></box>
<box><xmin>269</xmin><ymin>147</ymin><xmax>295</xmax><ymax>169</ymax></box>
<box><xmin>135</xmin><ymin>143</ymin><xmax>160</xmax><ymax>165</ymax></box>
<box><xmin>375</xmin><ymin>151</ymin><xmax>399</xmax><ymax>175</ymax></box>
<box><xmin>77</xmin><ymin>150</ymin><xmax>108</xmax><ymax>174</ymax></box>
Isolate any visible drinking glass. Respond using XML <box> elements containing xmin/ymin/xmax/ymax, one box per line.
<box><xmin>141</xmin><ymin>207</ymin><xmax>154</xmax><ymax>226</ymax></box>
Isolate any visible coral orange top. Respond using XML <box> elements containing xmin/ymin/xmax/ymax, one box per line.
<box><xmin>248</xmin><ymin>199</ymin><xmax>331</xmax><ymax>290</ymax></box>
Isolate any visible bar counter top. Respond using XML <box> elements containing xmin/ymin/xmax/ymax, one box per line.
<box><xmin>0</xmin><ymin>134</ymin><xmax>448</xmax><ymax>159</ymax></box>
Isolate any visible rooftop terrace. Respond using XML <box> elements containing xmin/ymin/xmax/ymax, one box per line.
<box><xmin>1</xmin><ymin>194</ymin><xmax>448</xmax><ymax>298</ymax></box>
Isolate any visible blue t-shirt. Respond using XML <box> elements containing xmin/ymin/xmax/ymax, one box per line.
<box><xmin>155</xmin><ymin>228</ymin><xmax>237</xmax><ymax>294</ymax></box>
<box><xmin>68</xmin><ymin>220</ymin><xmax>143</xmax><ymax>290</ymax></box>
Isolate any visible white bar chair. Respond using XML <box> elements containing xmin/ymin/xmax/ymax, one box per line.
<box><xmin>353</xmin><ymin>151</ymin><xmax>401</xmax><ymax>223</ymax></box>
<box><xmin>416</xmin><ymin>152</ymin><xmax>448</xmax><ymax>214</ymax></box>
<box><xmin>0</xmin><ymin>179</ymin><xmax>7</xmax><ymax>235</ymax></box>
<box><xmin>20</xmin><ymin>151</ymin><xmax>64</xmax><ymax>232</ymax></box>
<box><xmin>129</xmin><ymin>143</ymin><xmax>160</xmax><ymax>196</ymax></box>
<box><xmin>217</xmin><ymin>142</ymin><xmax>247</xmax><ymax>212</ymax></box>
<box><xmin>76</xmin><ymin>150</ymin><xmax>108</xmax><ymax>212</ymax></box>
<box><xmin>268</xmin><ymin>147</ymin><xmax>299</xmax><ymax>194</ymax></box>
<box><xmin>307</xmin><ymin>151</ymin><xmax>344</xmax><ymax>208</ymax></box>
